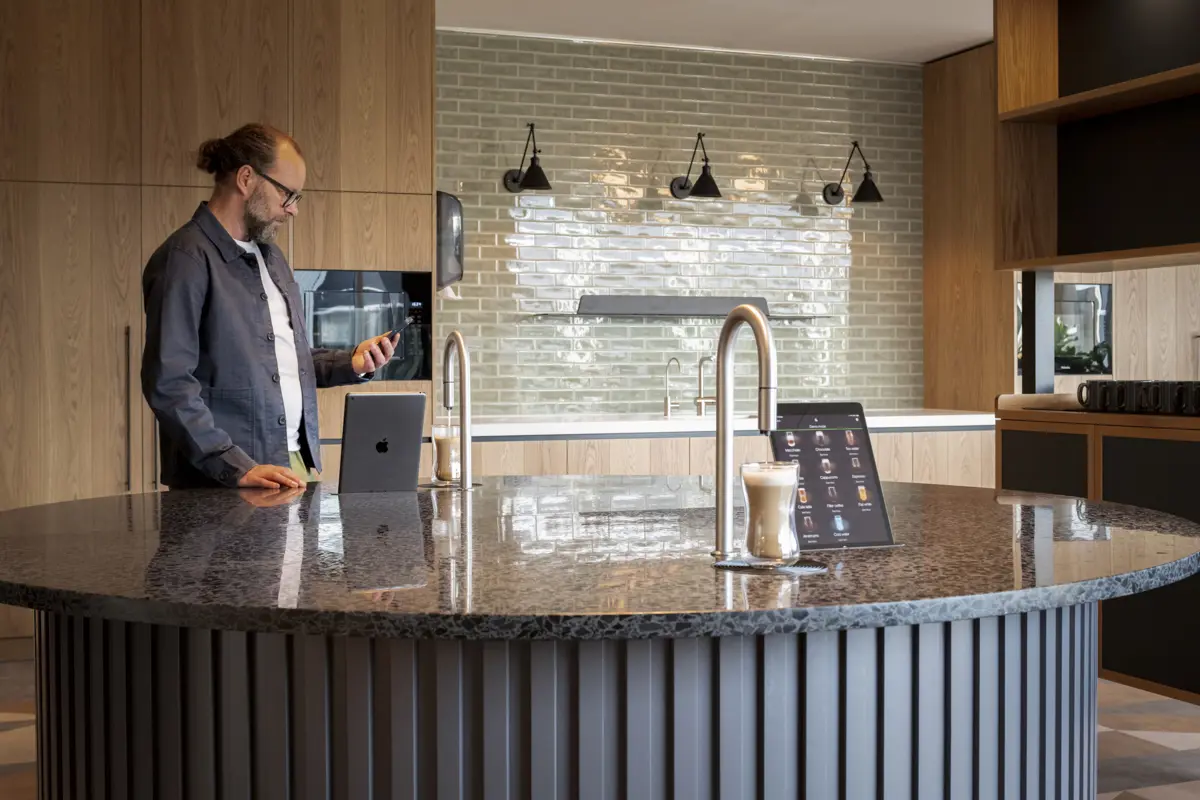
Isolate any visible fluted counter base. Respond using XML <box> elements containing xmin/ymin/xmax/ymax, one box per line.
<box><xmin>36</xmin><ymin>604</ymin><xmax>1098</xmax><ymax>799</ymax></box>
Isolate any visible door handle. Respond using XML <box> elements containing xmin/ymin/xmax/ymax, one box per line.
<box><xmin>124</xmin><ymin>325</ymin><xmax>132</xmax><ymax>491</ymax></box>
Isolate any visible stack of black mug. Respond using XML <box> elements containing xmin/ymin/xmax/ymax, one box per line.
<box><xmin>1076</xmin><ymin>380</ymin><xmax>1200</xmax><ymax>414</ymax></box>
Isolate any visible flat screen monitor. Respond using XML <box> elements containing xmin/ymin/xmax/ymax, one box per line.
<box><xmin>769</xmin><ymin>401</ymin><xmax>895</xmax><ymax>550</ymax></box>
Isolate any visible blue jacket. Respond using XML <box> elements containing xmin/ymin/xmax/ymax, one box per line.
<box><xmin>141</xmin><ymin>203</ymin><xmax>366</xmax><ymax>488</ymax></box>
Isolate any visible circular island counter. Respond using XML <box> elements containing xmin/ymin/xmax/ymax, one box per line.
<box><xmin>2</xmin><ymin>476</ymin><xmax>1199</xmax><ymax>799</ymax></box>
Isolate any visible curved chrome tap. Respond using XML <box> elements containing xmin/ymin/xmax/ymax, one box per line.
<box><xmin>695</xmin><ymin>355</ymin><xmax>715</xmax><ymax>416</ymax></box>
<box><xmin>441</xmin><ymin>331</ymin><xmax>473</xmax><ymax>490</ymax></box>
<box><xmin>714</xmin><ymin>305</ymin><xmax>777</xmax><ymax>559</ymax></box>
<box><xmin>663</xmin><ymin>357</ymin><xmax>681</xmax><ymax>418</ymax></box>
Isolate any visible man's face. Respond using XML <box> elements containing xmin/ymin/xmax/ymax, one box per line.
<box><xmin>244</xmin><ymin>140</ymin><xmax>307</xmax><ymax>244</ymax></box>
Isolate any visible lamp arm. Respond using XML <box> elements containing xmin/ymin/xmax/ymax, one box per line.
<box><xmin>515</xmin><ymin>124</ymin><xmax>534</xmax><ymax>175</ymax></box>
<box><xmin>683</xmin><ymin>133</ymin><xmax>703</xmax><ymax>183</ymax></box>
<box><xmin>835</xmin><ymin>140</ymin><xmax>870</xmax><ymax>187</ymax></box>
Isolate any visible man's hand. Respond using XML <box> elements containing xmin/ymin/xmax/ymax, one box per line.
<box><xmin>352</xmin><ymin>332</ymin><xmax>399</xmax><ymax>375</ymax></box>
<box><xmin>237</xmin><ymin>464</ymin><xmax>307</xmax><ymax>489</ymax></box>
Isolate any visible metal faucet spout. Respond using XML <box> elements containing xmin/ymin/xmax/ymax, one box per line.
<box><xmin>441</xmin><ymin>331</ymin><xmax>473</xmax><ymax>490</ymax></box>
<box><xmin>714</xmin><ymin>305</ymin><xmax>777</xmax><ymax>559</ymax></box>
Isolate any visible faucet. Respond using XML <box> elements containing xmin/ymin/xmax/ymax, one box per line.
<box><xmin>441</xmin><ymin>331</ymin><xmax>473</xmax><ymax>490</ymax></box>
<box><xmin>663</xmin><ymin>357</ymin><xmax>681</xmax><ymax>418</ymax></box>
<box><xmin>714</xmin><ymin>305</ymin><xmax>777</xmax><ymax>559</ymax></box>
<box><xmin>695</xmin><ymin>355</ymin><xmax>716</xmax><ymax>416</ymax></box>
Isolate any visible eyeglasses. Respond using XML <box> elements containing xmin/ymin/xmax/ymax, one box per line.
<box><xmin>251</xmin><ymin>166</ymin><xmax>302</xmax><ymax>208</ymax></box>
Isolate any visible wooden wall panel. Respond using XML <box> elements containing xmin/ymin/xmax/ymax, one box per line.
<box><xmin>923</xmin><ymin>45</ymin><xmax>1015</xmax><ymax>411</ymax></box>
<box><xmin>292</xmin><ymin>191</ymin><xmax>388</xmax><ymax>271</ymax></box>
<box><xmin>0</xmin><ymin>0</ymin><xmax>140</xmax><ymax>183</ymax></box>
<box><xmin>567</xmin><ymin>439</ymin><xmax>609</xmax><ymax>475</ymax></box>
<box><xmin>385</xmin><ymin>0</ymin><xmax>435</xmax><ymax>194</ymax></box>
<box><xmin>995</xmin><ymin>122</ymin><xmax>1057</xmax><ymax>264</ymax></box>
<box><xmin>1145</xmin><ymin>267</ymin><xmax>1177</xmax><ymax>379</ymax></box>
<box><xmin>317</xmin><ymin>381</ymin><xmax>433</xmax><ymax>439</ymax></box>
<box><xmin>912</xmin><ymin>432</ymin><xmax>950</xmax><ymax>485</ymax></box>
<box><xmin>1113</xmin><ymin>269</ymin><xmax>1148</xmax><ymax>379</ymax></box>
<box><xmin>386</xmin><ymin>195</ymin><xmax>435</xmax><ymax>272</ymax></box>
<box><xmin>141</xmin><ymin>0</ymin><xmax>290</xmax><ymax>186</ymax></box>
<box><xmin>292</xmin><ymin>0</ymin><xmax>388</xmax><ymax>192</ymax></box>
<box><xmin>995</xmin><ymin>0</ymin><xmax>1059</xmax><ymax>114</ymax></box>
<box><xmin>873</xmin><ymin>432</ymin><xmax>913</xmax><ymax>483</ymax></box>
<box><xmin>1176</xmin><ymin>265</ymin><xmax>1200</xmax><ymax>380</ymax></box>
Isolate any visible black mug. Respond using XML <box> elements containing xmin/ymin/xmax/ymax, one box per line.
<box><xmin>1112</xmin><ymin>381</ymin><xmax>1139</xmax><ymax>412</ymax></box>
<box><xmin>1161</xmin><ymin>381</ymin><xmax>1188</xmax><ymax>414</ymax></box>
<box><xmin>1185</xmin><ymin>382</ymin><xmax>1200</xmax><ymax>416</ymax></box>
<box><xmin>1076</xmin><ymin>380</ymin><xmax>1109</xmax><ymax>411</ymax></box>
<box><xmin>1135</xmin><ymin>381</ymin><xmax>1163</xmax><ymax>414</ymax></box>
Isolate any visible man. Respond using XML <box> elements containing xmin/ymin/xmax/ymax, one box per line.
<box><xmin>142</xmin><ymin>123</ymin><xmax>396</xmax><ymax>490</ymax></box>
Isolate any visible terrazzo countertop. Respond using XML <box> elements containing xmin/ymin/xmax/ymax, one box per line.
<box><xmin>459</xmin><ymin>409</ymin><xmax>995</xmax><ymax>441</ymax></box>
<box><xmin>0</xmin><ymin>477</ymin><xmax>1196</xmax><ymax>639</ymax></box>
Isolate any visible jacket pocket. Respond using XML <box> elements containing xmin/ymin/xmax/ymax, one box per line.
<box><xmin>200</xmin><ymin>386</ymin><xmax>256</xmax><ymax>458</ymax></box>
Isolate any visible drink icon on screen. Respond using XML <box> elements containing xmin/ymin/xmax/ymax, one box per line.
<box><xmin>858</xmin><ymin>486</ymin><xmax>868</xmax><ymax>502</ymax></box>
<box><xmin>786</xmin><ymin>431</ymin><xmax>796</xmax><ymax>447</ymax></box>
<box><xmin>797</xmin><ymin>487</ymin><xmax>808</xmax><ymax>504</ymax></box>
<box><xmin>851</xmin><ymin>457</ymin><xmax>861</xmax><ymax>469</ymax></box>
<box><xmin>845</xmin><ymin>430</ymin><xmax>856</xmax><ymax>446</ymax></box>
<box><xmin>833</xmin><ymin>514</ymin><xmax>845</xmax><ymax>532</ymax></box>
<box><xmin>802</xmin><ymin>515</ymin><xmax>815</xmax><ymax>532</ymax></box>
<box><xmin>821</xmin><ymin>458</ymin><xmax>833</xmax><ymax>474</ymax></box>
<box><xmin>814</xmin><ymin>431</ymin><xmax>828</xmax><ymax>447</ymax></box>
<box><xmin>827</xmin><ymin>485</ymin><xmax>838</xmax><ymax>500</ymax></box>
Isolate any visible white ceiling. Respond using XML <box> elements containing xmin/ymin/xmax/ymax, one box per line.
<box><xmin>437</xmin><ymin>0</ymin><xmax>993</xmax><ymax>65</ymax></box>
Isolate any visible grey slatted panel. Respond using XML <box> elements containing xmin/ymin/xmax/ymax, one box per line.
<box><xmin>88</xmin><ymin>619</ymin><xmax>108</xmax><ymax>800</ymax></box>
<box><xmin>1073</xmin><ymin>605</ymin><xmax>1082</xmax><ymax>800</ymax></box>
<box><xmin>482</xmin><ymin>641</ymin><xmax>511</xmax><ymax>800</ymax></box>
<box><xmin>1041</xmin><ymin>610</ymin><xmax>1056</xmax><ymax>800</ymax></box>
<box><xmin>253</xmin><ymin>632</ymin><xmax>291</xmax><ymax>800</ymax></box>
<box><xmin>185</xmin><ymin>628</ymin><xmax>217</xmax><ymax>800</ymax></box>
<box><xmin>717</xmin><ymin>635</ymin><xmax>756</xmax><ymax>799</ymax></box>
<box><xmin>332</xmin><ymin>637</ymin><xmax>373</xmax><ymax>800</ymax></box>
<box><xmin>577</xmin><ymin>639</ymin><xmax>620</xmax><ymax>800</ymax></box>
<box><xmin>36</xmin><ymin>614</ymin><xmax>47</xmax><ymax>800</ymax></box>
<box><xmin>291</xmin><ymin>634</ymin><xmax>330</xmax><ymax>800</ymax></box>
<box><xmin>154</xmin><ymin>625</ymin><xmax>183</xmax><ymax>799</ymax></box>
<box><xmin>107</xmin><ymin>619</ymin><xmax>129</xmax><ymax>800</ymax></box>
<box><xmin>418</xmin><ymin>640</ymin><xmax>440</xmax><ymax>800</ymax></box>
<box><xmin>916</xmin><ymin>623</ymin><xmax>943</xmax><ymax>800</ymax></box>
<box><xmin>42</xmin><ymin>613</ymin><xmax>59</xmax><ymax>800</ymax></box>
<box><xmin>761</xmin><ymin>634</ymin><xmax>800</xmax><ymax>799</ymax></box>
<box><xmin>129</xmin><ymin>623</ymin><xmax>154</xmax><ymax>799</ymax></box>
<box><xmin>625</xmin><ymin>638</ymin><xmax>668</xmax><ymax>799</ymax></box>
<box><xmin>670</xmin><ymin>637</ymin><xmax>713</xmax><ymax>800</ymax></box>
<box><xmin>54</xmin><ymin>613</ymin><xmax>69</xmax><ymax>799</ymax></box>
<box><xmin>845</xmin><ymin>628</ymin><xmax>878</xmax><ymax>800</ymax></box>
<box><xmin>976</xmin><ymin>617</ymin><xmax>1000</xmax><ymax>800</ymax></box>
<box><xmin>464</xmin><ymin>639</ymin><xmax>485</xmax><ymax>800</ymax></box>
<box><xmin>948</xmin><ymin>620</ymin><xmax>973</xmax><ymax>800</ymax></box>
<box><xmin>374</xmin><ymin>638</ymin><xmax>420</xmax><ymax>800</ymax></box>
<box><xmin>1087</xmin><ymin>604</ymin><xmax>1097</xmax><ymax>800</ymax></box>
<box><xmin>219</xmin><ymin>630</ymin><xmax>252</xmax><ymax>800</ymax></box>
<box><xmin>555</xmin><ymin>641</ymin><xmax>573</xmax><ymax>800</ymax></box>
<box><xmin>806</xmin><ymin>630</ymin><xmax>839</xmax><ymax>799</ymax></box>
<box><xmin>881</xmin><ymin>625</ymin><xmax>912</xmax><ymax>800</ymax></box>
<box><xmin>1057</xmin><ymin>609</ymin><xmax>1068</xmax><ymax>800</ymax></box>
<box><xmin>71</xmin><ymin>615</ymin><xmax>88</xmax><ymax>799</ymax></box>
<box><xmin>529</xmin><ymin>640</ymin><xmax>560</xmax><ymax>799</ymax></box>
<box><xmin>1024</xmin><ymin>612</ymin><xmax>1041</xmax><ymax>800</ymax></box>
<box><xmin>1002</xmin><ymin>614</ymin><xmax>1021</xmax><ymax>799</ymax></box>
<box><xmin>436</xmin><ymin>639</ymin><xmax>465</xmax><ymax>800</ymax></box>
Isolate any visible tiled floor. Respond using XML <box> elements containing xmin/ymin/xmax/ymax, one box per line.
<box><xmin>0</xmin><ymin>639</ymin><xmax>1197</xmax><ymax>798</ymax></box>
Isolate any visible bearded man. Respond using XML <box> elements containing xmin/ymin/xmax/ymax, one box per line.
<box><xmin>141</xmin><ymin>123</ymin><xmax>397</xmax><ymax>490</ymax></box>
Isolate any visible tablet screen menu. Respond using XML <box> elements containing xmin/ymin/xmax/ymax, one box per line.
<box><xmin>769</xmin><ymin>404</ymin><xmax>894</xmax><ymax>550</ymax></box>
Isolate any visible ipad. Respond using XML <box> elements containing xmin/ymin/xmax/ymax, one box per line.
<box><xmin>338</xmin><ymin>392</ymin><xmax>426</xmax><ymax>493</ymax></box>
<box><xmin>769</xmin><ymin>402</ymin><xmax>895</xmax><ymax>550</ymax></box>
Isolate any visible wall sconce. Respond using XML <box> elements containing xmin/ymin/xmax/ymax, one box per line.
<box><xmin>502</xmin><ymin>123</ymin><xmax>552</xmax><ymax>193</ymax></box>
<box><xmin>669</xmin><ymin>132</ymin><xmax>722</xmax><ymax>199</ymax></box>
<box><xmin>822</xmin><ymin>140</ymin><xmax>883</xmax><ymax>204</ymax></box>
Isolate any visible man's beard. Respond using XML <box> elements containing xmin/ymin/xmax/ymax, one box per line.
<box><xmin>243</xmin><ymin>185</ymin><xmax>286</xmax><ymax>244</ymax></box>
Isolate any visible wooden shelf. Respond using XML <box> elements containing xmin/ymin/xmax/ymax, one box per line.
<box><xmin>999</xmin><ymin>62</ymin><xmax>1200</xmax><ymax>123</ymax></box>
<box><xmin>998</xmin><ymin>241</ymin><xmax>1200</xmax><ymax>273</ymax></box>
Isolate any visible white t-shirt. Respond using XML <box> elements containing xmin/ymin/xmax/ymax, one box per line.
<box><xmin>234</xmin><ymin>239</ymin><xmax>304</xmax><ymax>453</ymax></box>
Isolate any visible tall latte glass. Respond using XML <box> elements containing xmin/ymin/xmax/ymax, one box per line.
<box><xmin>740</xmin><ymin>461</ymin><xmax>800</xmax><ymax>564</ymax></box>
<box><xmin>432</xmin><ymin>424</ymin><xmax>461</xmax><ymax>484</ymax></box>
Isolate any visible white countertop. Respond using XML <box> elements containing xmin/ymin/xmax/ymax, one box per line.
<box><xmin>464</xmin><ymin>409</ymin><xmax>995</xmax><ymax>441</ymax></box>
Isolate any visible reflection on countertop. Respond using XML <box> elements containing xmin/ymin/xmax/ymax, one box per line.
<box><xmin>0</xmin><ymin>477</ymin><xmax>1196</xmax><ymax>639</ymax></box>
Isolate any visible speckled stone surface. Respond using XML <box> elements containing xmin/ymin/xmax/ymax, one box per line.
<box><xmin>0</xmin><ymin>477</ymin><xmax>1197</xmax><ymax>639</ymax></box>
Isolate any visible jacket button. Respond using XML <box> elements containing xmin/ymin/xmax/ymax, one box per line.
<box><xmin>219</xmin><ymin>471</ymin><xmax>231</xmax><ymax>482</ymax></box>
<box><xmin>267</xmin><ymin>333</ymin><xmax>275</xmax><ymax>342</ymax></box>
<box><xmin>260</xmin><ymin>292</ymin><xmax>268</xmax><ymax>301</ymax></box>
<box><xmin>278</xmin><ymin>415</ymin><xmax>286</xmax><ymax>426</ymax></box>
<box><xmin>272</xmin><ymin>373</ymin><xmax>280</xmax><ymax>383</ymax></box>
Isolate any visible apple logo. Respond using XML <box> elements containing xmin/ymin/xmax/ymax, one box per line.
<box><xmin>375</xmin><ymin>438</ymin><xmax>389</xmax><ymax>454</ymax></box>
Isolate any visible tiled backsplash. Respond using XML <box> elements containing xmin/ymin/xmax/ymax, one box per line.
<box><xmin>436</xmin><ymin>32</ymin><xmax>923</xmax><ymax>417</ymax></box>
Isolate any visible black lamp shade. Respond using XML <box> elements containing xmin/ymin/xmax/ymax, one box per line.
<box><xmin>689</xmin><ymin>163</ymin><xmax>721</xmax><ymax>198</ymax></box>
<box><xmin>851</xmin><ymin>171</ymin><xmax>883</xmax><ymax>203</ymax></box>
<box><xmin>519</xmin><ymin>155</ymin><xmax>552</xmax><ymax>191</ymax></box>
